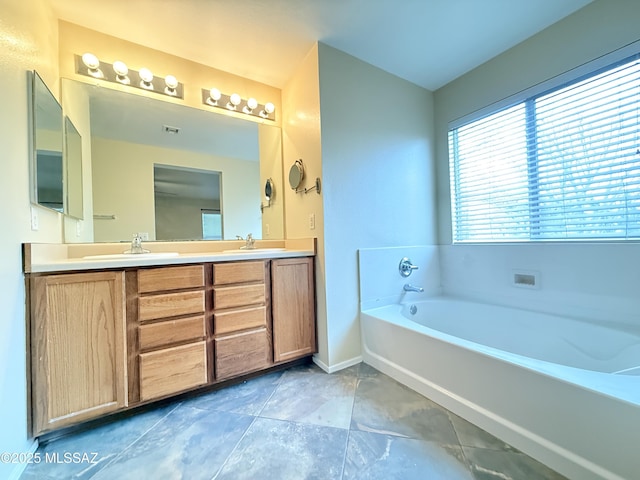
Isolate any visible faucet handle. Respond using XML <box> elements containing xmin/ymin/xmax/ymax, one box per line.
<box><xmin>399</xmin><ymin>257</ymin><xmax>419</xmax><ymax>277</ymax></box>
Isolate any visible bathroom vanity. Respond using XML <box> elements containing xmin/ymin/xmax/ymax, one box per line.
<box><xmin>24</xmin><ymin>240</ymin><xmax>316</xmax><ymax>436</ymax></box>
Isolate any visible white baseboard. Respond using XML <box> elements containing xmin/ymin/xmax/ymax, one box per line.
<box><xmin>312</xmin><ymin>354</ymin><xmax>362</xmax><ymax>373</ymax></box>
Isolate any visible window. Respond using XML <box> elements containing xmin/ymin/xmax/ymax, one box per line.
<box><xmin>448</xmin><ymin>54</ymin><xmax>640</xmax><ymax>243</ymax></box>
<box><xmin>202</xmin><ymin>209</ymin><xmax>222</xmax><ymax>240</ymax></box>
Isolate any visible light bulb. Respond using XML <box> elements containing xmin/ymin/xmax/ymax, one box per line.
<box><xmin>261</xmin><ymin>102</ymin><xmax>275</xmax><ymax>118</ymax></box>
<box><xmin>81</xmin><ymin>52</ymin><xmax>100</xmax><ymax>70</ymax></box>
<box><xmin>209</xmin><ymin>88</ymin><xmax>221</xmax><ymax>103</ymax></box>
<box><xmin>81</xmin><ymin>52</ymin><xmax>103</xmax><ymax>78</ymax></box>
<box><xmin>165</xmin><ymin>75</ymin><xmax>178</xmax><ymax>90</ymax></box>
<box><xmin>227</xmin><ymin>93</ymin><xmax>241</xmax><ymax>110</ymax></box>
<box><xmin>113</xmin><ymin>61</ymin><xmax>128</xmax><ymax>76</ymax></box>
<box><xmin>112</xmin><ymin>61</ymin><xmax>129</xmax><ymax>84</ymax></box>
<box><xmin>164</xmin><ymin>75</ymin><xmax>178</xmax><ymax>95</ymax></box>
<box><xmin>139</xmin><ymin>68</ymin><xmax>153</xmax><ymax>83</ymax></box>
<box><xmin>244</xmin><ymin>97</ymin><xmax>258</xmax><ymax>114</ymax></box>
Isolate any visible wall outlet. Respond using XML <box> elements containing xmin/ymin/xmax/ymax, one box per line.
<box><xmin>309</xmin><ymin>213</ymin><xmax>315</xmax><ymax>230</ymax></box>
<box><xmin>139</xmin><ymin>232</ymin><xmax>149</xmax><ymax>241</ymax></box>
<box><xmin>76</xmin><ymin>221</ymin><xmax>82</xmax><ymax>237</ymax></box>
<box><xmin>265</xmin><ymin>223</ymin><xmax>270</xmax><ymax>236</ymax></box>
<box><xmin>30</xmin><ymin>207</ymin><xmax>39</xmax><ymax>231</ymax></box>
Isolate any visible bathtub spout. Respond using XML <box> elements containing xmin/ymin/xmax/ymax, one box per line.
<box><xmin>403</xmin><ymin>284</ymin><xmax>424</xmax><ymax>293</ymax></box>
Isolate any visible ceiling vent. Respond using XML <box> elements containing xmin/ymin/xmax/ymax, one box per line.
<box><xmin>163</xmin><ymin>125</ymin><xmax>180</xmax><ymax>134</ymax></box>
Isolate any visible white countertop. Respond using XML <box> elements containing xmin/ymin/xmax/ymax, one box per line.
<box><xmin>23</xmin><ymin>238</ymin><xmax>316</xmax><ymax>273</ymax></box>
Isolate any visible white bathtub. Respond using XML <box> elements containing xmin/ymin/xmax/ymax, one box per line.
<box><xmin>360</xmin><ymin>297</ymin><xmax>640</xmax><ymax>480</ymax></box>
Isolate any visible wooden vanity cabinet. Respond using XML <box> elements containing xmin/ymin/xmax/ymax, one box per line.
<box><xmin>127</xmin><ymin>265</ymin><xmax>208</xmax><ymax>403</ymax></box>
<box><xmin>212</xmin><ymin>261</ymin><xmax>272</xmax><ymax>380</ymax></box>
<box><xmin>30</xmin><ymin>271</ymin><xmax>127</xmax><ymax>435</ymax></box>
<box><xmin>271</xmin><ymin>257</ymin><xmax>316</xmax><ymax>363</ymax></box>
<box><xmin>28</xmin><ymin>254</ymin><xmax>316</xmax><ymax>436</ymax></box>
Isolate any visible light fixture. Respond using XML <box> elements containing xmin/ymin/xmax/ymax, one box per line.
<box><xmin>139</xmin><ymin>68</ymin><xmax>154</xmax><ymax>89</ymax></box>
<box><xmin>243</xmin><ymin>97</ymin><xmax>258</xmax><ymax>114</ymax></box>
<box><xmin>164</xmin><ymin>75</ymin><xmax>178</xmax><ymax>95</ymax></box>
<box><xmin>201</xmin><ymin>88</ymin><xmax>276</xmax><ymax>121</ymax></box>
<box><xmin>112</xmin><ymin>61</ymin><xmax>130</xmax><ymax>84</ymax></box>
<box><xmin>228</xmin><ymin>93</ymin><xmax>241</xmax><ymax>110</ymax></box>
<box><xmin>81</xmin><ymin>52</ymin><xmax>103</xmax><ymax>78</ymax></box>
<box><xmin>74</xmin><ymin>54</ymin><xmax>184</xmax><ymax>99</ymax></box>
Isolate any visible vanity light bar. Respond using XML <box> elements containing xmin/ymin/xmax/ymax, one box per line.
<box><xmin>75</xmin><ymin>54</ymin><xmax>184</xmax><ymax>99</ymax></box>
<box><xmin>201</xmin><ymin>88</ymin><xmax>276</xmax><ymax>121</ymax></box>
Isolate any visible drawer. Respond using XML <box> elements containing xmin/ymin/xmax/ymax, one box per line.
<box><xmin>138</xmin><ymin>265</ymin><xmax>204</xmax><ymax>293</ymax></box>
<box><xmin>213</xmin><ymin>261</ymin><xmax>265</xmax><ymax>285</ymax></box>
<box><xmin>139</xmin><ymin>341</ymin><xmax>207</xmax><ymax>401</ymax></box>
<box><xmin>214</xmin><ymin>306</ymin><xmax>266</xmax><ymax>335</ymax></box>
<box><xmin>138</xmin><ymin>315</ymin><xmax>205</xmax><ymax>351</ymax></box>
<box><xmin>215</xmin><ymin>328</ymin><xmax>269</xmax><ymax>380</ymax></box>
<box><xmin>138</xmin><ymin>290</ymin><xmax>204</xmax><ymax>321</ymax></box>
<box><xmin>213</xmin><ymin>284</ymin><xmax>265</xmax><ymax>310</ymax></box>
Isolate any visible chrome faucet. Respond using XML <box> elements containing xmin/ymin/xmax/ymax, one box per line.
<box><xmin>240</xmin><ymin>233</ymin><xmax>255</xmax><ymax>250</ymax></box>
<box><xmin>403</xmin><ymin>284</ymin><xmax>424</xmax><ymax>293</ymax></box>
<box><xmin>126</xmin><ymin>233</ymin><xmax>149</xmax><ymax>254</ymax></box>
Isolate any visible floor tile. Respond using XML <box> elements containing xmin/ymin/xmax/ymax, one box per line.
<box><xmin>181</xmin><ymin>370</ymin><xmax>283</xmax><ymax>416</ymax></box>
<box><xmin>261</xmin><ymin>368</ymin><xmax>357</xmax><ymax>429</ymax></box>
<box><xmin>351</xmin><ymin>374</ymin><xmax>459</xmax><ymax>445</ymax></box>
<box><xmin>356</xmin><ymin>363</ymin><xmax>382</xmax><ymax>378</ymax></box>
<box><xmin>463</xmin><ymin>447</ymin><xmax>568</xmax><ymax>480</ymax></box>
<box><xmin>91</xmin><ymin>406</ymin><xmax>254</xmax><ymax>480</ymax></box>
<box><xmin>448</xmin><ymin>412</ymin><xmax>516</xmax><ymax>452</ymax></box>
<box><xmin>343</xmin><ymin>430</ymin><xmax>474</xmax><ymax>480</ymax></box>
<box><xmin>21</xmin><ymin>362</ymin><xmax>568</xmax><ymax>480</ymax></box>
<box><xmin>21</xmin><ymin>404</ymin><xmax>176</xmax><ymax>479</ymax></box>
<box><xmin>214</xmin><ymin>417</ymin><xmax>348</xmax><ymax>480</ymax></box>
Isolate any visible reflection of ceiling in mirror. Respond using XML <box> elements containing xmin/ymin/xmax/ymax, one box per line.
<box><xmin>81</xmin><ymin>81</ymin><xmax>260</xmax><ymax>161</ymax></box>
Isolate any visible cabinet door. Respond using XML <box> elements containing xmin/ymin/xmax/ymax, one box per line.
<box><xmin>271</xmin><ymin>257</ymin><xmax>316</xmax><ymax>363</ymax></box>
<box><xmin>31</xmin><ymin>271</ymin><xmax>127</xmax><ymax>435</ymax></box>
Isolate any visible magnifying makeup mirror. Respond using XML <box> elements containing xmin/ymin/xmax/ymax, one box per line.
<box><xmin>289</xmin><ymin>159</ymin><xmax>304</xmax><ymax>191</ymax></box>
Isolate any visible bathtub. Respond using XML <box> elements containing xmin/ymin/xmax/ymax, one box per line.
<box><xmin>360</xmin><ymin>297</ymin><xmax>640</xmax><ymax>480</ymax></box>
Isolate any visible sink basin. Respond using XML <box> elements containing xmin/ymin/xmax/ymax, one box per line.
<box><xmin>82</xmin><ymin>252</ymin><xmax>180</xmax><ymax>260</ymax></box>
<box><xmin>222</xmin><ymin>248</ymin><xmax>287</xmax><ymax>254</ymax></box>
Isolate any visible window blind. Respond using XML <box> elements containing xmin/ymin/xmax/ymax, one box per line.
<box><xmin>449</xmin><ymin>54</ymin><xmax>640</xmax><ymax>242</ymax></box>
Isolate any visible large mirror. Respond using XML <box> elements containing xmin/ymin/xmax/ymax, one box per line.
<box><xmin>31</xmin><ymin>71</ymin><xmax>64</xmax><ymax>212</ymax></box>
<box><xmin>61</xmin><ymin>79</ymin><xmax>284</xmax><ymax>242</ymax></box>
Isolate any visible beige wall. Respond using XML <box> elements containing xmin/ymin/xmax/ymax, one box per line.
<box><xmin>91</xmin><ymin>137</ymin><xmax>260</xmax><ymax>242</ymax></box>
<box><xmin>281</xmin><ymin>44</ymin><xmax>328</xmax><ymax>364</ymax></box>
<box><xmin>0</xmin><ymin>0</ymin><xmax>61</xmax><ymax>478</ymax></box>
<box><xmin>317</xmin><ymin>44</ymin><xmax>436</xmax><ymax>369</ymax></box>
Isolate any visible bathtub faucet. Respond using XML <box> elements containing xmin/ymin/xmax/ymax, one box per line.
<box><xmin>403</xmin><ymin>283</ymin><xmax>424</xmax><ymax>293</ymax></box>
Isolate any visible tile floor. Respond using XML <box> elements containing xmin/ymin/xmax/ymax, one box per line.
<box><xmin>21</xmin><ymin>362</ymin><xmax>567</xmax><ymax>480</ymax></box>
